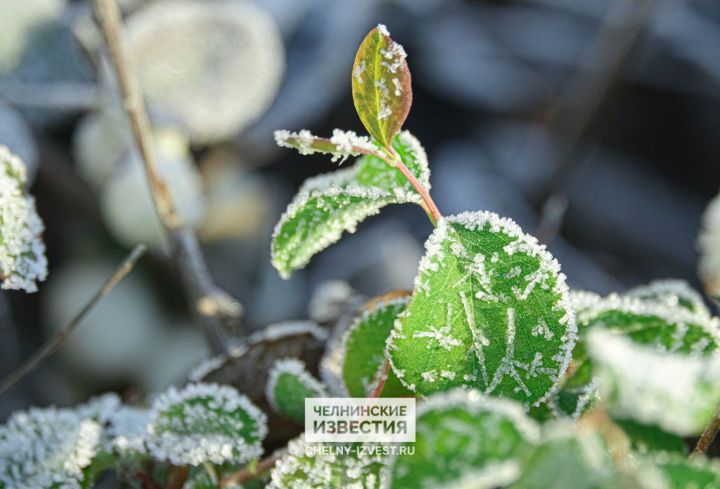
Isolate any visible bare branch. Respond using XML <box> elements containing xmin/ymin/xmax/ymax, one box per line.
<box><xmin>693</xmin><ymin>405</ymin><xmax>720</xmax><ymax>455</ymax></box>
<box><xmin>91</xmin><ymin>0</ymin><xmax>241</xmax><ymax>354</ymax></box>
<box><xmin>0</xmin><ymin>244</ymin><xmax>147</xmax><ymax>397</ymax></box>
<box><xmin>220</xmin><ymin>454</ymin><xmax>280</xmax><ymax>488</ymax></box>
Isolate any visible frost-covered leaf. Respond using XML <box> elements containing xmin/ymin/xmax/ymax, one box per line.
<box><xmin>272</xmin><ymin>131</ymin><xmax>429</xmax><ymax>278</ymax></box>
<box><xmin>0</xmin><ymin>406</ymin><xmax>102</xmax><ymax>489</ymax></box>
<box><xmin>147</xmin><ymin>383</ymin><xmax>267</xmax><ymax>466</ymax></box>
<box><xmin>105</xmin><ymin>406</ymin><xmax>151</xmax><ymax>457</ymax></box>
<box><xmin>274</xmin><ymin>129</ymin><xmax>381</xmax><ymax>164</ymax></box>
<box><xmin>0</xmin><ymin>145</ymin><xmax>47</xmax><ymax>292</ymax></box>
<box><xmin>509</xmin><ymin>421</ymin><xmax>663</xmax><ymax>489</ymax></box>
<box><xmin>340</xmin><ymin>291</ymin><xmax>412</xmax><ymax>397</ymax></box>
<box><xmin>267</xmin><ymin>438</ymin><xmax>386</xmax><ymax>489</ymax></box>
<box><xmin>588</xmin><ymin>329</ymin><xmax>720</xmax><ymax>436</ymax></box>
<box><xmin>386</xmin><ymin>389</ymin><xmax>538</xmax><ymax>489</ymax></box>
<box><xmin>699</xmin><ymin>193</ymin><xmax>720</xmax><ymax>300</ymax></box>
<box><xmin>626</xmin><ymin>279</ymin><xmax>710</xmax><ymax>316</ymax></box>
<box><xmin>548</xmin><ymin>291</ymin><xmax>720</xmax><ymax>419</ymax></box>
<box><xmin>351</xmin><ymin>24</ymin><xmax>412</xmax><ymax>149</ymax></box>
<box><xmin>614</xmin><ymin>420</ymin><xmax>686</xmax><ymax>455</ymax></box>
<box><xmin>387</xmin><ymin>211</ymin><xmax>576</xmax><ymax>407</ymax></box>
<box><xmin>652</xmin><ymin>452</ymin><xmax>720</xmax><ymax>489</ymax></box>
<box><xmin>266</xmin><ymin>358</ymin><xmax>326</xmax><ymax>423</ymax></box>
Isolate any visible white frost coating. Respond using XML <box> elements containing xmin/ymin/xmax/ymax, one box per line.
<box><xmin>0</xmin><ymin>145</ymin><xmax>47</xmax><ymax>292</ymax></box>
<box><xmin>699</xmin><ymin>193</ymin><xmax>720</xmax><ymax>297</ymax></box>
<box><xmin>268</xmin><ymin>437</ymin><xmax>387</xmax><ymax>489</ymax></box>
<box><xmin>573</xmin><ymin>291</ymin><xmax>720</xmax><ymax>350</ymax></box>
<box><xmin>105</xmin><ymin>406</ymin><xmax>151</xmax><ymax>454</ymax></box>
<box><xmin>76</xmin><ymin>392</ymin><xmax>121</xmax><ymax>423</ymax></box>
<box><xmin>0</xmin><ymin>406</ymin><xmax>101</xmax><ymax>489</ymax></box>
<box><xmin>388</xmin><ymin>211</ymin><xmax>577</xmax><ymax>408</ymax></box>
<box><xmin>377</xmin><ymin>24</ymin><xmax>390</xmax><ymax>37</ymax></box>
<box><xmin>626</xmin><ymin>279</ymin><xmax>709</xmax><ymax>316</ymax></box>
<box><xmin>147</xmin><ymin>382</ymin><xmax>267</xmax><ymax>466</ymax></box>
<box><xmin>588</xmin><ymin>329</ymin><xmax>720</xmax><ymax>435</ymax></box>
<box><xmin>266</xmin><ymin>358</ymin><xmax>326</xmax><ymax>413</ymax></box>
<box><xmin>274</xmin><ymin>129</ymin><xmax>378</xmax><ymax>163</ymax></box>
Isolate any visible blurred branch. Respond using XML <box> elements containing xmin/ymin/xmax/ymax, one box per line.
<box><xmin>534</xmin><ymin>0</ymin><xmax>654</xmax><ymax>242</ymax></box>
<box><xmin>693</xmin><ymin>406</ymin><xmax>720</xmax><ymax>455</ymax></box>
<box><xmin>91</xmin><ymin>0</ymin><xmax>241</xmax><ymax>354</ymax></box>
<box><xmin>0</xmin><ymin>245</ymin><xmax>147</xmax><ymax>397</ymax></box>
<box><xmin>220</xmin><ymin>453</ymin><xmax>280</xmax><ymax>488</ymax></box>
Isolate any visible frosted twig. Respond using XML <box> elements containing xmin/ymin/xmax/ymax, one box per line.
<box><xmin>0</xmin><ymin>245</ymin><xmax>147</xmax><ymax>397</ymax></box>
<box><xmin>220</xmin><ymin>453</ymin><xmax>281</xmax><ymax>487</ymax></box>
<box><xmin>693</xmin><ymin>407</ymin><xmax>720</xmax><ymax>455</ymax></box>
<box><xmin>92</xmin><ymin>0</ymin><xmax>240</xmax><ymax>354</ymax></box>
<box><xmin>370</xmin><ymin>360</ymin><xmax>391</xmax><ymax>398</ymax></box>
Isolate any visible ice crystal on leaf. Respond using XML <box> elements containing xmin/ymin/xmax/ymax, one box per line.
<box><xmin>146</xmin><ymin>383</ymin><xmax>267</xmax><ymax>466</ymax></box>
<box><xmin>351</xmin><ymin>24</ymin><xmax>412</xmax><ymax>148</ymax></box>
<box><xmin>588</xmin><ymin>329</ymin><xmax>720</xmax><ymax>436</ymax></box>
<box><xmin>339</xmin><ymin>292</ymin><xmax>413</xmax><ymax>397</ymax></box>
<box><xmin>625</xmin><ymin>279</ymin><xmax>710</xmax><ymax>316</ymax></box>
<box><xmin>272</xmin><ymin>131</ymin><xmax>429</xmax><ymax>278</ymax></box>
<box><xmin>268</xmin><ymin>438</ymin><xmax>387</xmax><ymax>489</ymax></box>
<box><xmin>0</xmin><ymin>145</ymin><xmax>47</xmax><ymax>292</ymax></box>
<box><xmin>274</xmin><ymin>129</ymin><xmax>379</xmax><ymax>163</ymax></box>
<box><xmin>385</xmin><ymin>389</ymin><xmax>539</xmax><ymax>489</ymax></box>
<box><xmin>105</xmin><ymin>406</ymin><xmax>151</xmax><ymax>456</ymax></box>
<box><xmin>387</xmin><ymin>211</ymin><xmax>576</xmax><ymax>407</ymax></box>
<box><xmin>266</xmin><ymin>358</ymin><xmax>326</xmax><ymax>423</ymax></box>
<box><xmin>0</xmin><ymin>406</ymin><xmax>101</xmax><ymax>489</ymax></box>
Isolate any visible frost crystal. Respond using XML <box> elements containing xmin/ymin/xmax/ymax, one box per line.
<box><xmin>266</xmin><ymin>358</ymin><xmax>326</xmax><ymax>419</ymax></box>
<box><xmin>0</xmin><ymin>406</ymin><xmax>101</xmax><ymax>489</ymax></box>
<box><xmin>274</xmin><ymin>128</ymin><xmax>378</xmax><ymax>163</ymax></box>
<box><xmin>147</xmin><ymin>383</ymin><xmax>267</xmax><ymax>466</ymax></box>
<box><xmin>105</xmin><ymin>406</ymin><xmax>151</xmax><ymax>455</ymax></box>
<box><xmin>0</xmin><ymin>145</ymin><xmax>47</xmax><ymax>292</ymax></box>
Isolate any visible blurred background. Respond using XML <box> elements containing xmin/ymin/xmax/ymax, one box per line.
<box><xmin>0</xmin><ymin>0</ymin><xmax>719</xmax><ymax>418</ymax></box>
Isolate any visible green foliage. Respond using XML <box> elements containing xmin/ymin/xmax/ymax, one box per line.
<box><xmin>146</xmin><ymin>383</ymin><xmax>267</xmax><ymax>466</ymax></box>
<box><xmin>652</xmin><ymin>453</ymin><xmax>720</xmax><ymax>489</ymax></box>
<box><xmin>588</xmin><ymin>329</ymin><xmax>720</xmax><ymax>436</ymax></box>
<box><xmin>267</xmin><ymin>438</ymin><xmax>386</xmax><ymax>489</ymax></box>
<box><xmin>340</xmin><ymin>292</ymin><xmax>412</xmax><ymax>397</ymax></box>
<box><xmin>387</xmin><ymin>211</ymin><xmax>576</xmax><ymax>406</ymax></box>
<box><xmin>614</xmin><ymin>419</ymin><xmax>687</xmax><ymax>454</ymax></box>
<box><xmin>387</xmin><ymin>389</ymin><xmax>538</xmax><ymax>489</ymax></box>
<box><xmin>271</xmin><ymin>131</ymin><xmax>429</xmax><ymax>278</ymax></box>
<box><xmin>266</xmin><ymin>358</ymin><xmax>326</xmax><ymax>423</ymax></box>
<box><xmin>351</xmin><ymin>24</ymin><xmax>412</xmax><ymax>149</ymax></box>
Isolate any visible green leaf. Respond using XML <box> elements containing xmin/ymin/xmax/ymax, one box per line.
<box><xmin>351</xmin><ymin>24</ymin><xmax>412</xmax><ymax>149</ymax></box>
<box><xmin>547</xmin><ymin>290</ymin><xmax>720</xmax><ymax>418</ymax></box>
<box><xmin>340</xmin><ymin>291</ymin><xmax>413</xmax><ymax>397</ymax></box>
<box><xmin>0</xmin><ymin>406</ymin><xmax>102</xmax><ymax>489</ymax></box>
<box><xmin>614</xmin><ymin>419</ymin><xmax>687</xmax><ymax>455</ymax></box>
<box><xmin>588</xmin><ymin>329</ymin><xmax>720</xmax><ymax>436</ymax></box>
<box><xmin>387</xmin><ymin>211</ymin><xmax>577</xmax><ymax>407</ymax></box>
<box><xmin>266</xmin><ymin>358</ymin><xmax>326</xmax><ymax>423</ymax></box>
<box><xmin>274</xmin><ymin>129</ymin><xmax>381</xmax><ymax>163</ymax></box>
<box><xmin>147</xmin><ymin>383</ymin><xmax>267</xmax><ymax>466</ymax></box>
<box><xmin>387</xmin><ymin>389</ymin><xmax>538</xmax><ymax>489</ymax></box>
<box><xmin>272</xmin><ymin>131</ymin><xmax>429</xmax><ymax>278</ymax></box>
<box><xmin>267</xmin><ymin>438</ymin><xmax>386</xmax><ymax>489</ymax></box>
<box><xmin>510</xmin><ymin>421</ymin><xmax>663</xmax><ymax>489</ymax></box>
<box><xmin>652</xmin><ymin>453</ymin><xmax>720</xmax><ymax>488</ymax></box>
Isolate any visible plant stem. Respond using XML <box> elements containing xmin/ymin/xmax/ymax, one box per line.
<box><xmin>693</xmin><ymin>407</ymin><xmax>720</xmax><ymax>455</ymax></box>
<box><xmin>92</xmin><ymin>0</ymin><xmax>241</xmax><ymax>354</ymax></box>
<box><xmin>219</xmin><ymin>454</ymin><xmax>280</xmax><ymax>487</ymax></box>
<box><xmin>370</xmin><ymin>360</ymin><xmax>390</xmax><ymax>398</ymax></box>
<box><xmin>0</xmin><ymin>244</ymin><xmax>147</xmax><ymax>397</ymax></box>
<box><xmin>385</xmin><ymin>147</ymin><xmax>441</xmax><ymax>225</ymax></box>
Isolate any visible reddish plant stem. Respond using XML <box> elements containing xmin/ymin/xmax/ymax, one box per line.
<box><xmin>220</xmin><ymin>454</ymin><xmax>280</xmax><ymax>487</ymax></box>
<box><xmin>137</xmin><ymin>471</ymin><xmax>162</xmax><ymax>489</ymax></box>
<box><xmin>385</xmin><ymin>147</ymin><xmax>441</xmax><ymax>225</ymax></box>
<box><xmin>370</xmin><ymin>360</ymin><xmax>391</xmax><ymax>399</ymax></box>
<box><xmin>694</xmin><ymin>407</ymin><xmax>720</xmax><ymax>455</ymax></box>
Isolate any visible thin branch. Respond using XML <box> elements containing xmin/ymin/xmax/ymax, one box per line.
<box><xmin>370</xmin><ymin>360</ymin><xmax>390</xmax><ymax>399</ymax></box>
<box><xmin>219</xmin><ymin>454</ymin><xmax>280</xmax><ymax>488</ymax></box>
<box><xmin>533</xmin><ymin>0</ymin><xmax>654</xmax><ymax>242</ymax></box>
<box><xmin>91</xmin><ymin>0</ymin><xmax>241</xmax><ymax>354</ymax></box>
<box><xmin>0</xmin><ymin>245</ymin><xmax>147</xmax><ymax>397</ymax></box>
<box><xmin>693</xmin><ymin>406</ymin><xmax>720</xmax><ymax>455</ymax></box>
<box><xmin>386</xmin><ymin>147</ymin><xmax>441</xmax><ymax>225</ymax></box>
